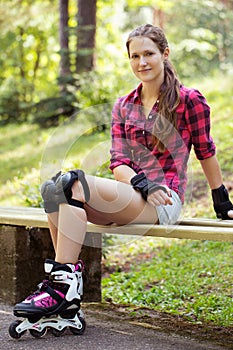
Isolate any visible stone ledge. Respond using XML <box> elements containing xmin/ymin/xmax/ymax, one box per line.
<box><xmin>0</xmin><ymin>222</ymin><xmax>101</xmax><ymax>304</ymax></box>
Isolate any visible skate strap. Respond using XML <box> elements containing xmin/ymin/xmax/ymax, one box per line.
<box><xmin>67</xmin><ymin>198</ymin><xmax>84</xmax><ymax>209</ymax></box>
<box><xmin>41</xmin><ymin>283</ymin><xmax>64</xmax><ymax>303</ymax></box>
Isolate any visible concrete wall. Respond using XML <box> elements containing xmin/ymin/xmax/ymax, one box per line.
<box><xmin>0</xmin><ymin>224</ymin><xmax>102</xmax><ymax>304</ymax></box>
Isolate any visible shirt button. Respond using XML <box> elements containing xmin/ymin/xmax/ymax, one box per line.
<box><xmin>148</xmin><ymin>115</ymin><xmax>153</xmax><ymax>120</ymax></box>
<box><xmin>142</xmin><ymin>130</ymin><xmax>145</xmax><ymax>135</ymax></box>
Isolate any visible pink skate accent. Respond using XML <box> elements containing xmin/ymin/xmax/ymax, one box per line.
<box><xmin>33</xmin><ymin>290</ymin><xmax>64</xmax><ymax>308</ymax></box>
<box><xmin>23</xmin><ymin>280</ymin><xmax>65</xmax><ymax>308</ymax></box>
<box><xmin>75</xmin><ymin>260</ymin><xmax>84</xmax><ymax>272</ymax></box>
<box><xmin>24</xmin><ymin>280</ymin><xmax>49</xmax><ymax>302</ymax></box>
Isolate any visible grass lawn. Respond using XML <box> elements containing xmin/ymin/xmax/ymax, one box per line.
<box><xmin>102</xmin><ymin>236</ymin><xmax>233</xmax><ymax>327</ymax></box>
<box><xmin>0</xmin><ymin>123</ymin><xmax>109</xmax><ymax>205</ymax></box>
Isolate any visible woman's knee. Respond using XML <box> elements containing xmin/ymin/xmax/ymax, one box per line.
<box><xmin>72</xmin><ymin>180</ymin><xmax>86</xmax><ymax>202</ymax></box>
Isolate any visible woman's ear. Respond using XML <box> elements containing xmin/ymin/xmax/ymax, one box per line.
<box><xmin>163</xmin><ymin>47</ymin><xmax>170</xmax><ymax>60</ymax></box>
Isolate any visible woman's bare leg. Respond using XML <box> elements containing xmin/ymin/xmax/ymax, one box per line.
<box><xmin>55</xmin><ymin>204</ymin><xmax>87</xmax><ymax>263</ymax></box>
<box><xmin>47</xmin><ymin>174</ymin><xmax>159</xmax><ymax>264</ymax></box>
<box><xmin>46</xmin><ymin>180</ymin><xmax>87</xmax><ymax>264</ymax></box>
<box><xmin>84</xmin><ymin>175</ymin><xmax>158</xmax><ymax>225</ymax></box>
<box><xmin>48</xmin><ymin>212</ymin><xmax>59</xmax><ymax>251</ymax></box>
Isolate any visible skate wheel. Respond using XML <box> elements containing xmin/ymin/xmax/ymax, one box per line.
<box><xmin>29</xmin><ymin>327</ymin><xmax>47</xmax><ymax>338</ymax></box>
<box><xmin>51</xmin><ymin>327</ymin><xmax>66</xmax><ymax>337</ymax></box>
<box><xmin>8</xmin><ymin>320</ymin><xmax>26</xmax><ymax>339</ymax></box>
<box><xmin>69</xmin><ymin>317</ymin><xmax>86</xmax><ymax>335</ymax></box>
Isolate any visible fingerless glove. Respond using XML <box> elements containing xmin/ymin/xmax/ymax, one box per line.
<box><xmin>212</xmin><ymin>184</ymin><xmax>233</xmax><ymax>220</ymax></box>
<box><xmin>130</xmin><ymin>172</ymin><xmax>167</xmax><ymax>201</ymax></box>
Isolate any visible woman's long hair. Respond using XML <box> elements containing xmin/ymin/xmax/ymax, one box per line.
<box><xmin>126</xmin><ymin>24</ymin><xmax>180</xmax><ymax>152</ymax></box>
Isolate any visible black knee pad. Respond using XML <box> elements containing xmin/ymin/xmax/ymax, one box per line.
<box><xmin>41</xmin><ymin>169</ymin><xmax>90</xmax><ymax>213</ymax></box>
<box><xmin>40</xmin><ymin>179</ymin><xmax>59</xmax><ymax>213</ymax></box>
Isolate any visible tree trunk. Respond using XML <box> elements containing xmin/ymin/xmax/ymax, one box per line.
<box><xmin>59</xmin><ymin>0</ymin><xmax>70</xmax><ymax>79</ymax></box>
<box><xmin>152</xmin><ymin>8</ymin><xmax>165</xmax><ymax>29</ymax></box>
<box><xmin>76</xmin><ymin>0</ymin><xmax>97</xmax><ymax>73</ymax></box>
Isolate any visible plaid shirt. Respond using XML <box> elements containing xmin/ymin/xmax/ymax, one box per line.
<box><xmin>110</xmin><ymin>83</ymin><xmax>216</xmax><ymax>203</ymax></box>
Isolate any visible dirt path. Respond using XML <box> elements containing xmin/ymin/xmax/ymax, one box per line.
<box><xmin>0</xmin><ymin>301</ymin><xmax>232</xmax><ymax>350</ymax></box>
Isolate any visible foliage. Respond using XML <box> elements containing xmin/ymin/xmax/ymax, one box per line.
<box><xmin>0</xmin><ymin>122</ymin><xmax>110</xmax><ymax>205</ymax></box>
<box><xmin>5</xmin><ymin>168</ymin><xmax>44</xmax><ymax>208</ymax></box>
<box><xmin>31</xmin><ymin>91</ymin><xmax>77</xmax><ymax>127</ymax></box>
<box><xmin>102</xmin><ymin>238</ymin><xmax>233</xmax><ymax>326</ymax></box>
<box><xmin>124</xmin><ymin>0</ymin><xmax>233</xmax><ymax>79</ymax></box>
<box><xmin>73</xmin><ymin>69</ymin><xmax>135</xmax><ymax>133</ymax></box>
<box><xmin>164</xmin><ymin>0</ymin><xmax>233</xmax><ymax>78</ymax></box>
<box><xmin>1</xmin><ymin>0</ymin><xmax>233</xmax><ymax>124</ymax></box>
<box><xmin>0</xmin><ymin>77</ymin><xmax>24</xmax><ymax>124</ymax></box>
<box><xmin>0</xmin><ymin>1</ymin><xmax>59</xmax><ymax>124</ymax></box>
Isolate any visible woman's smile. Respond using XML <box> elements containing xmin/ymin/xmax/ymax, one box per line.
<box><xmin>128</xmin><ymin>36</ymin><xmax>168</xmax><ymax>85</ymax></box>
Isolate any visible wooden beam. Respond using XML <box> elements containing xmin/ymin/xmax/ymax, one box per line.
<box><xmin>0</xmin><ymin>206</ymin><xmax>233</xmax><ymax>242</ymax></box>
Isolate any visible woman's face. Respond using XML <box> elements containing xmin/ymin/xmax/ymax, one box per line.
<box><xmin>128</xmin><ymin>36</ymin><xmax>169</xmax><ymax>84</ymax></box>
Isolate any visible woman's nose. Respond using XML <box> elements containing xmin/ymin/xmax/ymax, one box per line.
<box><xmin>139</xmin><ymin>56</ymin><xmax>147</xmax><ymax>65</ymax></box>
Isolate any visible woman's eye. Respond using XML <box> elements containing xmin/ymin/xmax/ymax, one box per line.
<box><xmin>131</xmin><ymin>54</ymin><xmax>139</xmax><ymax>59</ymax></box>
<box><xmin>145</xmin><ymin>52</ymin><xmax>153</xmax><ymax>56</ymax></box>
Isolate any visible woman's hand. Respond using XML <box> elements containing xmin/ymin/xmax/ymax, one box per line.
<box><xmin>147</xmin><ymin>186</ymin><xmax>173</xmax><ymax>207</ymax></box>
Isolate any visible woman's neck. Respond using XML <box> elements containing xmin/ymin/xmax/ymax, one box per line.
<box><xmin>140</xmin><ymin>83</ymin><xmax>161</xmax><ymax>118</ymax></box>
<box><xmin>141</xmin><ymin>82</ymin><xmax>161</xmax><ymax>101</ymax></box>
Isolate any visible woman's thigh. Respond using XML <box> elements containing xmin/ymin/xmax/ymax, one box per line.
<box><xmin>74</xmin><ymin>175</ymin><xmax>159</xmax><ymax>225</ymax></box>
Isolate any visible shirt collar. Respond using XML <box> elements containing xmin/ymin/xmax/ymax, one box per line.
<box><xmin>132</xmin><ymin>83</ymin><xmax>143</xmax><ymax>103</ymax></box>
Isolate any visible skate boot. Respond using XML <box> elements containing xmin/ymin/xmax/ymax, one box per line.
<box><xmin>8</xmin><ymin>259</ymin><xmax>86</xmax><ymax>339</ymax></box>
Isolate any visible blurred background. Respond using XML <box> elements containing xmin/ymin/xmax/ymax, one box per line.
<box><xmin>0</xmin><ymin>0</ymin><xmax>233</xmax><ymax>217</ymax></box>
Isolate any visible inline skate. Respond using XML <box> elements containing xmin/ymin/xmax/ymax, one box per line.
<box><xmin>9</xmin><ymin>259</ymin><xmax>86</xmax><ymax>339</ymax></box>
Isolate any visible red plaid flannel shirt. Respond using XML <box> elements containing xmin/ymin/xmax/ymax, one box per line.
<box><xmin>110</xmin><ymin>84</ymin><xmax>216</xmax><ymax>203</ymax></box>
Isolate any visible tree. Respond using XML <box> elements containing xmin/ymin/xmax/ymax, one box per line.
<box><xmin>59</xmin><ymin>0</ymin><xmax>71</xmax><ymax>81</ymax></box>
<box><xmin>0</xmin><ymin>0</ymin><xmax>233</xmax><ymax>125</ymax></box>
<box><xmin>0</xmin><ymin>0</ymin><xmax>59</xmax><ymax>123</ymax></box>
<box><xmin>76</xmin><ymin>0</ymin><xmax>97</xmax><ymax>73</ymax></box>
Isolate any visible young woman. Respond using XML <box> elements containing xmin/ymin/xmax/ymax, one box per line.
<box><xmin>10</xmin><ymin>24</ymin><xmax>233</xmax><ymax>338</ymax></box>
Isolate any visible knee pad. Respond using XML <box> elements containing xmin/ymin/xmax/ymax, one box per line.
<box><xmin>40</xmin><ymin>179</ymin><xmax>59</xmax><ymax>213</ymax></box>
<box><xmin>41</xmin><ymin>169</ymin><xmax>90</xmax><ymax>213</ymax></box>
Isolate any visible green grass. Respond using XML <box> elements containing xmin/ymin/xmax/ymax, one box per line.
<box><xmin>0</xmin><ymin>124</ymin><xmax>46</xmax><ymax>183</ymax></box>
<box><xmin>102</xmin><ymin>238</ymin><xmax>233</xmax><ymax>326</ymax></box>
<box><xmin>0</xmin><ymin>123</ymin><xmax>109</xmax><ymax>205</ymax></box>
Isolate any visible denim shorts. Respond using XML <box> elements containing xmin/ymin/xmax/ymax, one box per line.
<box><xmin>155</xmin><ymin>190</ymin><xmax>182</xmax><ymax>225</ymax></box>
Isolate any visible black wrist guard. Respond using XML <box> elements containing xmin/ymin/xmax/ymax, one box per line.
<box><xmin>212</xmin><ymin>184</ymin><xmax>233</xmax><ymax>220</ymax></box>
<box><xmin>130</xmin><ymin>172</ymin><xmax>167</xmax><ymax>201</ymax></box>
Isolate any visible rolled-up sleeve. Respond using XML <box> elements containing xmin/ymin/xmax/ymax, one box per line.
<box><xmin>109</xmin><ymin>99</ymin><xmax>139</xmax><ymax>172</ymax></box>
<box><xmin>186</xmin><ymin>89</ymin><xmax>216</xmax><ymax>160</ymax></box>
